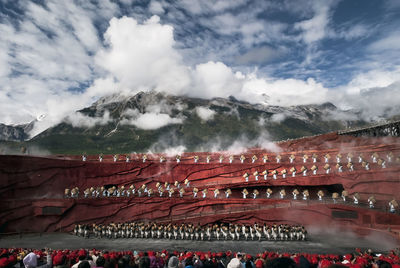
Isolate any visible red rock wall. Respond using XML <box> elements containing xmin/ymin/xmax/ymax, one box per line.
<box><xmin>1</xmin><ymin>133</ymin><xmax>400</xmax><ymax>236</ymax></box>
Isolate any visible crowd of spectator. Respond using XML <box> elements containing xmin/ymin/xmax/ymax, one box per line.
<box><xmin>1</xmin><ymin>247</ymin><xmax>400</xmax><ymax>268</ymax></box>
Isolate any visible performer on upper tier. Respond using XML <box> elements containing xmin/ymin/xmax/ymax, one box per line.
<box><xmin>240</xmin><ymin>155</ymin><xmax>246</xmax><ymax>163</ymax></box>
<box><xmin>242</xmin><ymin>188</ymin><xmax>248</xmax><ymax>199</ymax></box>
<box><xmin>179</xmin><ymin>188</ymin><xmax>185</xmax><ymax>198</ymax></box>
<box><xmin>300</xmin><ymin>166</ymin><xmax>307</xmax><ymax>176</ymax></box>
<box><xmin>332</xmin><ymin>192</ymin><xmax>339</xmax><ymax>203</ymax></box>
<box><xmin>113</xmin><ymin>154</ymin><xmax>118</xmax><ymax>162</ymax></box>
<box><xmin>266</xmin><ymin>188</ymin><xmax>272</xmax><ymax>198</ymax></box>
<box><xmin>202</xmin><ymin>189</ymin><xmax>208</xmax><ymax>198</ymax></box>
<box><xmin>303</xmin><ymin>154</ymin><xmax>309</xmax><ymax>163</ymax></box>
<box><xmin>292</xmin><ymin>189</ymin><xmax>299</xmax><ymax>200</ymax></box>
<box><xmin>64</xmin><ymin>188</ymin><xmax>70</xmax><ymax>198</ymax></box>
<box><xmin>276</xmin><ymin>154</ymin><xmax>281</xmax><ymax>163</ymax></box>
<box><xmin>289</xmin><ymin>154</ymin><xmax>295</xmax><ymax>163</ymax></box>
<box><xmin>253</xmin><ymin>171</ymin><xmax>259</xmax><ymax>181</ymax></box>
<box><xmin>225</xmin><ymin>188</ymin><xmax>232</xmax><ymax>198</ymax></box>
<box><xmin>263</xmin><ymin>155</ymin><xmax>268</xmax><ymax>163</ymax></box>
<box><xmin>176</xmin><ymin>155</ymin><xmax>181</xmax><ymax>163</ymax></box>
<box><xmin>194</xmin><ymin>155</ymin><xmax>199</xmax><ymax>163</ymax></box>
<box><xmin>279</xmin><ymin>189</ymin><xmax>286</xmax><ymax>199</ymax></box>
<box><xmin>206</xmin><ymin>155</ymin><xmax>211</xmax><ymax>163</ymax></box>
<box><xmin>389</xmin><ymin>200</ymin><xmax>398</xmax><ymax>213</ymax></box>
<box><xmin>281</xmin><ymin>169</ymin><xmax>287</xmax><ymax>179</ymax></box>
<box><xmin>371</xmin><ymin>152</ymin><xmax>379</xmax><ymax>163</ymax></box>
<box><xmin>193</xmin><ymin>187</ymin><xmax>199</xmax><ymax>198</ymax></box>
<box><xmin>324</xmin><ymin>164</ymin><xmax>331</xmax><ymax>174</ymax></box>
<box><xmin>99</xmin><ymin>154</ymin><xmax>103</xmax><ymax>162</ymax></box>
<box><xmin>219</xmin><ymin>155</ymin><xmax>224</xmax><ymax>163</ymax></box>
<box><xmin>336</xmin><ymin>163</ymin><xmax>343</xmax><ymax>173</ymax></box>
<box><xmin>336</xmin><ymin>153</ymin><xmax>342</xmax><ymax>163</ymax></box>
<box><xmin>312</xmin><ymin>153</ymin><xmax>318</xmax><ymax>163</ymax></box>
<box><xmin>243</xmin><ymin>172</ymin><xmax>249</xmax><ymax>182</ymax></box>
<box><xmin>341</xmin><ymin>190</ymin><xmax>348</xmax><ymax>202</ymax></box>
<box><xmin>347</xmin><ymin>153</ymin><xmax>353</xmax><ymax>163</ymax></box>
<box><xmin>324</xmin><ymin>153</ymin><xmax>330</xmax><ymax>163</ymax></box>
<box><xmin>158</xmin><ymin>186</ymin><xmax>164</xmax><ymax>197</ymax></box>
<box><xmin>168</xmin><ymin>188</ymin><xmax>174</xmax><ymax>198</ymax></box>
<box><xmin>253</xmin><ymin>189</ymin><xmax>259</xmax><ymax>199</ymax></box>
<box><xmin>252</xmin><ymin>155</ymin><xmax>258</xmax><ymax>163</ymax></box>
<box><xmin>82</xmin><ymin>154</ymin><xmax>87</xmax><ymax>161</ymax></box>
<box><xmin>159</xmin><ymin>156</ymin><xmax>165</xmax><ymax>163</ymax></box>
<box><xmin>290</xmin><ymin>167</ymin><xmax>296</xmax><ymax>177</ymax></box>
<box><xmin>353</xmin><ymin>193</ymin><xmax>360</xmax><ymax>204</ymax></box>
<box><xmin>271</xmin><ymin>170</ymin><xmax>278</xmax><ymax>180</ymax></box>
<box><xmin>262</xmin><ymin>169</ymin><xmax>268</xmax><ymax>180</ymax></box>
<box><xmin>361</xmin><ymin>161</ymin><xmax>370</xmax><ymax>170</ymax></box>
<box><xmin>317</xmin><ymin>190</ymin><xmax>324</xmax><ymax>201</ymax></box>
<box><xmin>310</xmin><ymin>165</ymin><xmax>318</xmax><ymax>175</ymax></box>
<box><xmin>214</xmin><ymin>189</ymin><xmax>219</xmax><ymax>198</ymax></box>
<box><xmin>347</xmin><ymin>162</ymin><xmax>354</xmax><ymax>171</ymax></box>
<box><xmin>368</xmin><ymin>196</ymin><xmax>376</xmax><ymax>208</ymax></box>
<box><xmin>184</xmin><ymin>179</ymin><xmax>190</xmax><ymax>188</ymax></box>
<box><xmin>229</xmin><ymin>155</ymin><xmax>234</xmax><ymax>163</ymax></box>
<box><xmin>378</xmin><ymin>158</ymin><xmax>386</xmax><ymax>168</ymax></box>
<box><xmin>302</xmin><ymin>190</ymin><xmax>309</xmax><ymax>200</ymax></box>
<box><xmin>387</xmin><ymin>152</ymin><xmax>394</xmax><ymax>162</ymax></box>
<box><xmin>358</xmin><ymin>153</ymin><xmax>364</xmax><ymax>163</ymax></box>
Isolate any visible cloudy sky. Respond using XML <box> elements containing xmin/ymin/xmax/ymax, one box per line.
<box><xmin>0</xmin><ymin>0</ymin><xmax>400</xmax><ymax>133</ymax></box>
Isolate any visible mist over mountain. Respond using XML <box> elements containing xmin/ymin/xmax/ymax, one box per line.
<box><xmin>1</xmin><ymin>91</ymin><xmax>381</xmax><ymax>155</ymax></box>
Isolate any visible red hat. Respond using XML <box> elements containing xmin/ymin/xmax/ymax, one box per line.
<box><xmin>78</xmin><ymin>250</ymin><xmax>87</xmax><ymax>257</ymax></box>
<box><xmin>0</xmin><ymin>250</ymin><xmax>7</xmax><ymax>257</ymax></box>
<box><xmin>8</xmin><ymin>255</ymin><xmax>16</xmax><ymax>264</ymax></box>
<box><xmin>344</xmin><ymin>254</ymin><xmax>352</xmax><ymax>261</ymax></box>
<box><xmin>53</xmin><ymin>254</ymin><xmax>65</xmax><ymax>266</ymax></box>
<box><xmin>246</xmin><ymin>254</ymin><xmax>252</xmax><ymax>260</ymax></box>
<box><xmin>0</xmin><ymin>257</ymin><xmax>9</xmax><ymax>267</ymax></box>
<box><xmin>255</xmin><ymin>259</ymin><xmax>263</xmax><ymax>268</ymax></box>
<box><xmin>186</xmin><ymin>252</ymin><xmax>193</xmax><ymax>259</ymax></box>
<box><xmin>319</xmin><ymin>259</ymin><xmax>332</xmax><ymax>268</ymax></box>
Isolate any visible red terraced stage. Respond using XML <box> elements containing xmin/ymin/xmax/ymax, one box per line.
<box><xmin>1</xmin><ymin>133</ymin><xmax>400</xmax><ymax>242</ymax></box>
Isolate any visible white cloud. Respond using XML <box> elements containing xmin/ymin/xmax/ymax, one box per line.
<box><xmin>0</xmin><ymin>0</ymin><xmax>118</xmax><ymax>135</ymax></box>
<box><xmin>294</xmin><ymin>1</ymin><xmax>334</xmax><ymax>44</ymax></box>
<box><xmin>270</xmin><ymin>113</ymin><xmax>287</xmax><ymax>123</ymax></box>
<box><xmin>0</xmin><ymin>1</ymin><xmax>399</xmax><ymax>138</ymax></box>
<box><xmin>149</xmin><ymin>1</ymin><xmax>165</xmax><ymax>15</ymax></box>
<box><xmin>65</xmin><ymin>111</ymin><xmax>112</xmax><ymax>128</ymax></box>
<box><xmin>195</xmin><ymin>106</ymin><xmax>216</xmax><ymax>121</ymax></box>
<box><xmin>368</xmin><ymin>31</ymin><xmax>400</xmax><ymax>52</ymax></box>
<box><xmin>192</xmin><ymin>61</ymin><xmax>242</xmax><ymax>99</ymax></box>
<box><xmin>96</xmin><ymin>15</ymin><xmax>191</xmax><ymax>95</ymax></box>
<box><xmin>121</xmin><ymin>112</ymin><xmax>183</xmax><ymax>130</ymax></box>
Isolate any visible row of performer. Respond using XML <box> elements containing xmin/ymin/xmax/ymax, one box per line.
<box><xmin>83</xmin><ymin>151</ymin><xmax>399</xmax><ymax>164</ymax></box>
<box><xmin>73</xmin><ymin>222</ymin><xmax>307</xmax><ymax>241</ymax></box>
<box><xmin>65</xmin><ymin>185</ymin><xmax>399</xmax><ymax>212</ymax></box>
<box><xmin>65</xmin><ymin>159</ymin><xmax>389</xmax><ymax>201</ymax></box>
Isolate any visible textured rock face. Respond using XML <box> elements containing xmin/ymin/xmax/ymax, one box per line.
<box><xmin>0</xmin><ymin>123</ymin><xmax>28</xmax><ymax>141</ymax></box>
<box><xmin>1</xmin><ymin>133</ymin><xmax>400</xmax><ymax>237</ymax></box>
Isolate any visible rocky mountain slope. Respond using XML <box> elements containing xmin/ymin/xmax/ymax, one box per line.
<box><xmin>0</xmin><ymin>91</ymin><xmax>375</xmax><ymax>154</ymax></box>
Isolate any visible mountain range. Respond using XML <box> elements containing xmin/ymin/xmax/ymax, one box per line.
<box><xmin>0</xmin><ymin>91</ymin><xmax>387</xmax><ymax>155</ymax></box>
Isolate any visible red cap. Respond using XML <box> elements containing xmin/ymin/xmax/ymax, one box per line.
<box><xmin>8</xmin><ymin>255</ymin><xmax>16</xmax><ymax>264</ymax></box>
<box><xmin>78</xmin><ymin>250</ymin><xmax>87</xmax><ymax>257</ymax></box>
<box><xmin>255</xmin><ymin>259</ymin><xmax>263</xmax><ymax>268</ymax></box>
<box><xmin>53</xmin><ymin>254</ymin><xmax>65</xmax><ymax>266</ymax></box>
<box><xmin>0</xmin><ymin>258</ymin><xmax>9</xmax><ymax>267</ymax></box>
